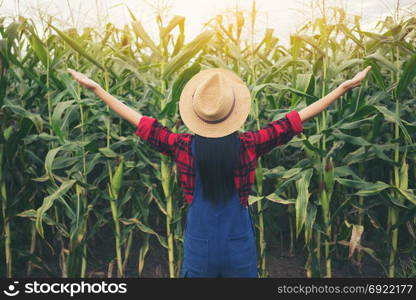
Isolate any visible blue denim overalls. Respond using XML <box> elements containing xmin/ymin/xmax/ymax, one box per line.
<box><xmin>180</xmin><ymin>136</ymin><xmax>258</xmax><ymax>278</ymax></box>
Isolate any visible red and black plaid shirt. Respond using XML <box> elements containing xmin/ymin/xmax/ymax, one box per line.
<box><xmin>135</xmin><ymin>110</ymin><xmax>303</xmax><ymax>207</ymax></box>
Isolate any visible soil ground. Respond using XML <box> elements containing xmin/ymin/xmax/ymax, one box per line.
<box><xmin>63</xmin><ymin>229</ymin><xmax>386</xmax><ymax>278</ymax></box>
<box><xmin>24</xmin><ymin>224</ymin><xmax>401</xmax><ymax>278</ymax></box>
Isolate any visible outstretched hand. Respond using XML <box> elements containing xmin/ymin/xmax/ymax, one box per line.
<box><xmin>340</xmin><ymin>66</ymin><xmax>372</xmax><ymax>91</ymax></box>
<box><xmin>67</xmin><ymin>68</ymin><xmax>101</xmax><ymax>92</ymax></box>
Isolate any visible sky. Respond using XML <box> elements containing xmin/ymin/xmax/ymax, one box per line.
<box><xmin>0</xmin><ymin>0</ymin><xmax>415</xmax><ymax>46</ymax></box>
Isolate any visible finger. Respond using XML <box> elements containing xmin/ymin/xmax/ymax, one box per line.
<box><xmin>70</xmin><ymin>70</ymin><xmax>80</xmax><ymax>79</ymax></box>
<box><xmin>78</xmin><ymin>73</ymin><xmax>87</xmax><ymax>80</ymax></box>
<box><xmin>68</xmin><ymin>69</ymin><xmax>79</xmax><ymax>78</ymax></box>
<box><xmin>76</xmin><ymin>72</ymin><xmax>87</xmax><ymax>80</ymax></box>
<box><xmin>363</xmin><ymin>66</ymin><xmax>372</xmax><ymax>74</ymax></box>
<box><xmin>72</xmin><ymin>74</ymin><xmax>81</xmax><ymax>82</ymax></box>
<box><xmin>72</xmin><ymin>70</ymin><xmax>82</xmax><ymax>77</ymax></box>
<box><xmin>68</xmin><ymin>69</ymin><xmax>76</xmax><ymax>77</ymax></box>
<box><xmin>73</xmin><ymin>73</ymin><xmax>82</xmax><ymax>81</ymax></box>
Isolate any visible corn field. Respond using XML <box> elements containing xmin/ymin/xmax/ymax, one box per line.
<box><xmin>0</xmin><ymin>2</ymin><xmax>415</xmax><ymax>278</ymax></box>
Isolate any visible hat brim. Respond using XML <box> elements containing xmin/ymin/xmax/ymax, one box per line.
<box><xmin>179</xmin><ymin>68</ymin><xmax>251</xmax><ymax>138</ymax></box>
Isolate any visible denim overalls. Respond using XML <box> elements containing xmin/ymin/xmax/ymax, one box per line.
<box><xmin>180</xmin><ymin>136</ymin><xmax>258</xmax><ymax>278</ymax></box>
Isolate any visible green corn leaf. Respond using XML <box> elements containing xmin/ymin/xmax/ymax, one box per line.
<box><xmin>99</xmin><ymin>147</ymin><xmax>118</xmax><ymax>158</ymax></box>
<box><xmin>303</xmin><ymin>135</ymin><xmax>326</xmax><ymax>157</ymax></box>
<box><xmin>36</xmin><ymin>179</ymin><xmax>76</xmax><ymax>238</ymax></box>
<box><xmin>395</xmin><ymin>187</ymin><xmax>416</xmax><ymax>205</ymax></box>
<box><xmin>295</xmin><ymin>168</ymin><xmax>313</xmax><ymax>238</ymax></box>
<box><xmin>126</xmin><ymin>6</ymin><xmax>162</xmax><ymax>57</ymax></box>
<box><xmin>203</xmin><ymin>55</ymin><xmax>229</xmax><ymax>69</ymax></box>
<box><xmin>248</xmin><ymin>195</ymin><xmax>264</xmax><ymax>205</ymax></box>
<box><xmin>171</xmin><ymin>61</ymin><xmax>201</xmax><ymax>103</ymax></box>
<box><xmin>48</xmin><ymin>23</ymin><xmax>105</xmax><ymax>70</ymax></box>
<box><xmin>28</xmin><ymin>32</ymin><xmax>48</xmax><ymax>68</ymax></box>
<box><xmin>337</xmin><ymin>24</ymin><xmax>364</xmax><ymax>48</ymax></box>
<box><xmin>131</xmin><ymin>21</ymin><xmax>161</xmax><ymax>57</ymax></box>
<box><xmin>333</xmin><ymin>58</ymin><xmax>364</xmax><ymax>74</ymax></box>
<box><xmin>44</xmin><ymin>146</ymin><xmax>63</xmax><ymax>182</ymax></box>
<box><xmin>332</xmin><ymin>130</ymin><xmax>371</xmax><ymax>146</ymax></box>
<box><xmin>365</xmin><ymin>50</ymin><xmax>399</xmax><ymax>73</ymax></box>
<box><xmin>163</xmin><ymin>30</ymin><xmax>215</xmax><ymax>79</ymax></box>
<box><xmin>172</xmin><ymin>30</ymin><xmax>185</xmax><ymax>57</ymax></box>
<box><xmin>120</xmin><ymin>218</ymin><xmax>168</xmax><ymax>248</ymax></box>
<box><xmin>17</xmin><ymin>209</ymin><xmax>65</xmax><ymax>230</ymax></box>
<box><xmin>294</xmin><ymin>34</ymin><xmax>325</xmax><ymax>56</ymax></box>
<box><xmin>51</xmin><ymin>100</ymin><xmax>75</xmax><ymax>144</ymax></box>
<box><xmin>365</xmin><ymin>60</ymin><xmax>386</xmax><ymax>91</ymax></box>
<box><xmin>138</xmin><ymin>237</ymin><xmax>150</xmax><ymax>275</ymax></box>
<box><xmin>371</xmin><ymin>144</ymin><xmax>398</xmax><ymax>165</ymax></box>
<box><xmin>304</xmin><ymin>204</ymin><xmax>317</xmax><ymax>244</ymax></box>
<box><xmin>295</xmin><ymin>73</ymin><xmax>313</xmax><ymax>93</ymax></box>
<box><xmin>335</xmin><ymin>178</ymin><xmax>390</xmax><ymax>194</ymax></box>
<box><xmin>44</xmin><ymin>143</ymin><xmax>82</xmax><ymax>182</ymax></box>
<box><xmin>261</xmin><ymin>56</ymin><xmax>293</xmax><ymax>82</ymax></box>
<box><xmin>251</xmin><ymin>82</ymin><xmax>318</xmax><ymax>100</ymax></box>
<box><xmin>385</xmin><ymin>191</ymin><xmax>408</xmax><ymax>208</ymax></box>
<box><xmin>396</xmin><ymin>53</ymin><xmax>416</xmax><ymax>97</ymax></box>
<box><xmin>373</xmin><ymin>105</ymin><xmax>412</xmax><ymax>144</ymax></box>
<box><xmin>265</xmin><ymin>193</ymin><xmax>295</xmax><ymax>205</ymax></box>
<box><xmin>5</xmin><ymin>22</ymin><xmax>19</xmax><ymax>45</ymax></box>
<box><xmin>153</xmin><ymin>194</ymin><xmax>167</xmax><ymax>216</ymax></box>
<box><xmin>161</xmin><ymin>16</ymin><xmax>185</xmax><ymax>40</ymax></box>
<box><xmin>160</xmin><ymin>61</ymin><xmax>201</xmax><ymax>119</ymax></box>
<box><xmin>3</xmin><ymin>102</ymin><xmax>43</xmax><ymax>133</ymax></box>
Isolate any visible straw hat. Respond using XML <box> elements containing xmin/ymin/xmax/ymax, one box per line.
<box><xmin>179</xmin><ymin>68</ymin><xmax>251</xmax><ymax>138</ymax></box>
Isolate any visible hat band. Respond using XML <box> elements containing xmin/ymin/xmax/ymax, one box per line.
<box><xmin>192</xmin><ymin>89</ymin><xmax>236</xmax><ymax>124</ymax></box>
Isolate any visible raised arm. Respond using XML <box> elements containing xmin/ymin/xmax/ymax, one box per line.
<box><xmin>67</xmin><ymin>68</ymin><xmax>142</xmax><ymax>126</ymax></box>
<box><xmin>298</xmin><ymin>66</ymin><xmax>372</xmax><ymax>123</ymax></box>
<box><xmin>241</xmin><ymin>66</ymin><xmax>372</xmax><ymax>158</ymax></box>
<box><xmin>68</xmin><ymin>68</ymin><xmax>181</xmax><ymax>160</ymax></box>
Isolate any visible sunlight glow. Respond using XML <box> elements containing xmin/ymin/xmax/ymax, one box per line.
<box><xmin>0</xmin><ymin>0</ymin><xmax>415</xmax><ymax>46</ymax></box>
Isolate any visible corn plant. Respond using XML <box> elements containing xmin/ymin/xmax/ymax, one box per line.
<box><xmin>0</xmin><ymin>2</ymin><xmax>415</xmax><ymax>279</ymax></box>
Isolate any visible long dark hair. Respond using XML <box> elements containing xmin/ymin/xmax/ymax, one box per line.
<box><xmin>194</xmin><ymin>131</ymin><xmax>241</xmax><ymax>204</ymax></box>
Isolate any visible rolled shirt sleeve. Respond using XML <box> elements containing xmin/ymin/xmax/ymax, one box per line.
<box><xmin>135</xmin><ymin>115</ymin><xmax>156</xmax><ymax>140</ymax></box>
<box><xmin>241</xmin><ymin>110</ymin><xmax>303</xmax><ymax>158</ymax></box>
<box><xmin>135</xmin><ymin>116</ymin><xmax>179</xmax><ymax>159</ymax></box>
<box><xmin>285</xmin><ymin>110</ymin><xmax>303</xmax><ymax>135</ymax></box>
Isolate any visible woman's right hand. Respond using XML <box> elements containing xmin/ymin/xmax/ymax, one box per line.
<box><xmin>67</xmin><ymin>68</ymin><xmax>101</xmax><ymax>92</ymax></box>
<box><xmin>339</xmin><ymin>66</ymin><xmax>372</xmax><ymax>91</ymax></box>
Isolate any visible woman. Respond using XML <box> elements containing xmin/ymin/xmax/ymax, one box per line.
<box><xmin>68</xmin><ymin>66</ymin><xmax>371</xmax><ymax>278</ymax></box>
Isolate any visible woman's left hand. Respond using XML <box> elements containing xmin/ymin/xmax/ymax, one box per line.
<box><xmin>340</xmin><ymin>66</ymin><xmax>372</xmax><ymax>91</ymax></box>
<box><xmin>67</xmin><ymin>68</ymin><xmax>101</xmax><ymax>92</ymax></box>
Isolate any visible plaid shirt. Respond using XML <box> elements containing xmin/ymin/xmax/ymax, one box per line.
<box><xmin>135</xmin><ymin>110</ymin><xmax>303</xmax><ymax>207</ymax></box>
